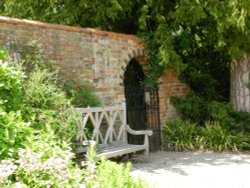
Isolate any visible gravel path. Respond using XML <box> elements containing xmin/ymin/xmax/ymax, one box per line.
<box><xmin>130</xmin><ymin>151</ymin><xmax>250</xmax><ymax>188</ymax></box>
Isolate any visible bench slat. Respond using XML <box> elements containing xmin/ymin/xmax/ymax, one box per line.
<box><xmin>97</xmin><ymin>143</ymin><xmax>147</xmax><ymax>158</ymax></box>
<box><xmin>76</xmin><ymin>101</ymin><xmax>153</xmax><ymax>159</ymax></box>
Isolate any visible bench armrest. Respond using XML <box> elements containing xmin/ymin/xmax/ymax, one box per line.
<box><xmin>126</xmin><ymin>125</ymin><xmax>153</xmax><ymax>136</ymax></box>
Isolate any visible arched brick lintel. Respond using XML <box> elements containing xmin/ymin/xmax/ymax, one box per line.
<box><xmin>119</xmin><ymin>48</ymin><xmax>147</xmax><ymax>83</ymax></box>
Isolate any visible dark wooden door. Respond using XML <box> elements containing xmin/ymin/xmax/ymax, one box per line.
<box><xmin>124</xmin><ymin>59</ymin><xmax>146</xmax><ymax>145</ymax></box>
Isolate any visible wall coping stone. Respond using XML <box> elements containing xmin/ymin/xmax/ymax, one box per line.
<box><xmin>0</xmin><ymin>16</ymin><xmax>141</xmax><ymax>42</ymax></box>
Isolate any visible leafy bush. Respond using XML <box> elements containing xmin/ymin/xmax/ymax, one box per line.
<box><xmin>23</xmin><ymin>69</ymin><xmax>69</xmax><ymax>110</ymax></box>
<box><xmin>20</xmin><ymin>68</ymin><xmax>78</xmax><ymax>143</ymax></box>
<box><xmin>171</xmin><ymin>95</ymin><xmax>207</xmax><ymax>123</ymax></box>
<box><xmin>163</xmin><ymin>120</ymin><xmax>250</xmax><ymax>152</ymax></box>
<box><xmin>82</xmin><ymin>147</ymin><xmax>148</xmax><ymax>188</ymax></box>
<box><xmin>12</xmin><ymin>150</ymin><xmax>82</xmax><ymax>187</ymax></box>
<box><xmin>0</xmin><ymin>47</ymin><xmax>144</xmax><ymax>187</ymax></box>
<box><xmin>199</xmin><ymin>121</ymin><xmax>232</xmax><ymax>152</ymax></box>
<box><xmin>0</xmin><ymin>51</ymin><xmax>24</xmax><ymax>112</ymax></box>
<box><xmin>207</xmin><ymin>101</ymin><xmax>235</xmax><ymax>128</ymax></box>
<box><xmin>171</xmin><ymin>95</ymin><xmax>250</xmax><ymax>134</ymax></box>
<box><xmin>0</xmin><ymin>110</ymin><xmax>33</xmax><ymax>159</ymax></box>
<box><xmin>199</xmin><ymin>121</ymin><xmax>249</xmax><ymax>152</ymax></box>
<box><xmin>63</xmin><ymin>80</ymin><xmax>101</xmax><ymax>107</ymax></box>
<box><xmin>163</xmin><ymin>119</ymin><xmax>199</xmax><ymax>151</ymax></box>
<box><xmin>95</xmin><ymin>159</ymin><xmax>147</xmax><ymax>188</ymax></box>
<box><xmin>230</xmin><ymin>111</ymin><xmax>250</xmax><ymax>133</ymax></box>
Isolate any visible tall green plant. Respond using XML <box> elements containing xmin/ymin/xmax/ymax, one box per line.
<box><xmin>0</xmin><ymin>50</ymin><xmax>24</xmax><ymax>112</ymax></box>
<box><xmin>199</xmin><ymin>121</ymin><xmax>248</xmax><ymax>152</ymax></box>
<box><xmin>163</xmin><ymin>119</ymin><xmax>198</xmax><ymax>151</ymax></box>
<box><xmin>95</xmin><ymin>159</ymin><xmax>147</xmax><ymax>188</ymax></box>
<box><xmin>171</xmin><ymin>95</ymin><xmax>207</xmax><ymax>123</ymax></box>
<box><xmin>0</xmin><ymin>110</ymin><xmax>33</xmax><ymax>159</ymax></box>
<box><xmin>21</xmin><ymin>68</ymin><xmax>77</xmax><ymax>143</ymax></box>
<box><xmin>63</xmin><ymin>81</ymin><xmax>101</xmax><ymax>107</ymax></box>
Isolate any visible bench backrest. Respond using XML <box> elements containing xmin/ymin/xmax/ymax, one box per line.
<box><xmin>76</xmin><ymin>101</ymin><xmax>128</xmax><ymax>146</ymax></box>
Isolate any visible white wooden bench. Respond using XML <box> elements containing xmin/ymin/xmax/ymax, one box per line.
<box><xmin>75</xmin><ymin>101</ymin><xmax>153</xmax><ymax>159</ymax></box>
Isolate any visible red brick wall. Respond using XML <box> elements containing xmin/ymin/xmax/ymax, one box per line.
<box><xmin>0</xmin><ymin>16</ymin><xmax>145</xmax><ymax>105</ymax></box>
<box><xmin>158</xmin><ymin>69</ymin><xmax>190</xmax><ymax>124</ymax></box>
<box><xmin>0</xmin><ymin>16</ymin><xmax>189</xmax><ymax>127</ymax></box>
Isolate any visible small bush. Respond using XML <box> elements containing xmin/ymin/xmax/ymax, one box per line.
<box><xmin>63</xmin><ymin>81</ymin><xmax>101</xmax><ymax>107</ymax></box>
<box><xmin>230</xmin><ymin>111</ymin><xmax>250</xmax><ymax>133</ymax></box>
<box><xmin>163</xmin><ymin>119</ymin><xmax>199</xmax><ymax>151</ymax></box>
<box><xmin>200</xmin><ymin>121</ymin><xmax>249</xmax><ymax>152</ymax></box>
<box><xmin>21</xmin><ymin>68</ymin><xmax>78</xmax><ymax>143</ymax></box>
<box><xmin>0</xmin><ymin>110</ymin><xmax>33</xmax><ymax>159</ymax></box>
<box><xmin>207</xmin><ymin>101</ymin><xmax>235</xmax><ymax>128</ymax></box>
<box><xmin>0</xmin><ymin>51</ymin><xmax>24</xmax><ymax>112</ymax></box>
<box><xmin>171</xmin><ymin>95</ymin><xmax>207</xmax><ymax>123</ymax></box>
<box><xmin>163</xmin><ymin>119</ymin><xmax>250</xmax><ymax>152</ymax></box>
<box><xmin>84</xmin><ymin>147</ymin><xmax>148</xmax><ymax>188</ymax></box>
<box><xmin>95</xmin><ymin>159</ymin><xmax>147</xmax><ymax>188</ymax></box>
<box><xmin>199</xmin><ymin>121</ymin><xmax>232</xmax><ymax>152</ymax></box>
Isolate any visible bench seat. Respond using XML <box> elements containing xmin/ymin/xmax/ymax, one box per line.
<box><xmin>75</xmin><ymin>101</ymin><xmax>153</xmax><ymax>159</ymax></box>
<box><xmin>97</xmin><ymin>143</ymin><xmax>147</xmax><ymax>158</ymax></box>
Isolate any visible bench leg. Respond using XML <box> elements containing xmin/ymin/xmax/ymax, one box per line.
<box><xmin>144</xmin><ymin>148</ymin><xmax>149</xmax><ymax>157</ymax></box>
<box><xmin>144</xmin><ymin>135</ymin><xmax>149</xmax><ymax>158</ymax></box>
<box><xmin>121</xmin><ymin>154</ymin><xmax>129</xmax><ymax>162</ymax></box>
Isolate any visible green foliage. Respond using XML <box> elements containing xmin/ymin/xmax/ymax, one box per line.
<box><xmin>163</xmin><ymin>120</ymin><xmax>250</xmax><ymax>152</ymax></box>
<box><xmin>23</xmin><ymin>69</ymin><xmax>69</xmax><ymax>110</ymax></box>
<box><xmin>207</xmin><ymin>101</ymin><xmax>235</xmax><ymax>128</ymax></box>
<box><xmin>230</xmin><ymin>111</ymin><xmax>250</xmax><ymax>133</ymax></box>
<box><xmin>0</xmin><ymin>0</ymin><xmax>136</xmax><ymax>33</ymax></box>
<box><xmin>171</xmin><ymin>95</ymin><xmax>207</xmax><ymax>123</ymax></box>
<box><xmin>163</xmin><ymin>120</ymin><xmax>198</xmax><ymax>151</ymax></box>
<box><xmin>172</xmin><ymin>95</ymin><xmax>250</xmax><ymax>134</ymax></box>
<box><xmin>0</xmin><ymin>50</ymin><xmax>24</xmax><ymax>112</ymax></box>
<box><xmin>199</xmin><ymin>121</ymin><xmax>248</xmax><ymax>152</ymax></box>
<box><xmin>0</xmin><ymin>110</ymin><xmax>33</xmax><ymax>159</ymax></box>
<box><xmin>0</xmin><ymin>48</ymin><xmax>144</xmax><ymax>187</ymax></box>
<box><xmin>199</xmin><ymin>121</ymin><xmax>233</xmax><ymax>152</ymax></box>
<box><xmin>64</xmin><ymin>81</ymin><xmax>101</xmax><ymax>107</ymax></box>
<box><xmin>139</xmin><ymin>0</ymin><xmax>249</xmax><ymax>109</ymax></box>
<box><xmin>95</xmin><ymin>159</ymin><xmax>147</xmax><ymax>188</ymax></box>
<box><xmin>20</xmin><ymin>68</ymin><xmax>78</xmax><ymax>143</ymax></box>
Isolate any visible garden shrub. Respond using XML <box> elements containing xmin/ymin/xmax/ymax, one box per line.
<box><xmin>0</xmin><ymin>50</ymin><xmax>24</xmax><ymax>112</ymax></box>
<box><xmin>199</xmin><ymin>121</ymin><xmax>249</xmax><ymax>152</ymax></box>
<box><xmin>0</xmin><ymin>110</ymin><xmax>34</xmax><ymax>159</ymax></box>
<box><xmin>171</xmin><ymin>95</ymin><xmax>208</xmax><ymax>123</ymax></box>
<box><xmin>0</xmin><ymin>48</ymin><xmax>144</xmax><ymax>187</ymax></box>
<box><xmin>21</xmin><ymin>68</ymin><xmax>78</xmax><ymax>143</ymax></box>
<box><xmin>163</xmin><ymin>119</ymin><xmax>250</xmax><ymax>152</ymax></box>
<box><xmin>83</xmin><ymin>147</ymin><xmax>148</xmax><ymax>188</ymax></box>
<box><xmin>230</xmin><ymin>111</ymin><xmax>250</xmax><ymax>133</ymax></box>
<box><xmin>199</xmin><ymin>121</ymin><xmax>232</xmax><ymax>152</ymax></box>
<box><xmin>207</xmin><ymin>101</ymin><xmax>235</xmax><ymax>128</ymax></box>
<box><xmin>22</xmin><ymin>69</ymin><xmax>69</xmax><ymax>110</ymax></box>
<box><xmin>163</xmin><ymin>119</ymin><xmax>199</xmax><ymax>151</ymax></box>
<box><xmin>171</xmin><ymin>95</ymin><xmax>250</xmax><ymax>134</ymax></box>
<box><xmin>95</xmin><ymin>159</ymin><xmax>147</xmax><ymax>188</ymax></box>
<box><xmin>63</xmin><ymin>80</ymin><xmax>101</xmax><ymax>107</ymax></box>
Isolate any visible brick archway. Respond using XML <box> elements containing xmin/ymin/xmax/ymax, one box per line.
<box><xmin>0</xmin><ymin>16</ymin><xmax>189</xmax><ymax>141</ymax></box>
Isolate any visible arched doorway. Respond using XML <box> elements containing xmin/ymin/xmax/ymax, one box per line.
<box><xmin>124</xmin><ymin>58</ymin><xmax>146</xmax><ymax>145</ymax></box>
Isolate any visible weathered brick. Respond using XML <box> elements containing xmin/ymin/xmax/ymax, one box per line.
<box><xmin>0</xmin><ymin>16</ymin><xmax>190</xmax><ymax>128</ymax></box>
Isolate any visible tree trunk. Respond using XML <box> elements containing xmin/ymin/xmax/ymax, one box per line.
<box><xmin>230</xmin><ymin>55</ymin><xmax>250</xmax><ymax>112</ymax></box>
